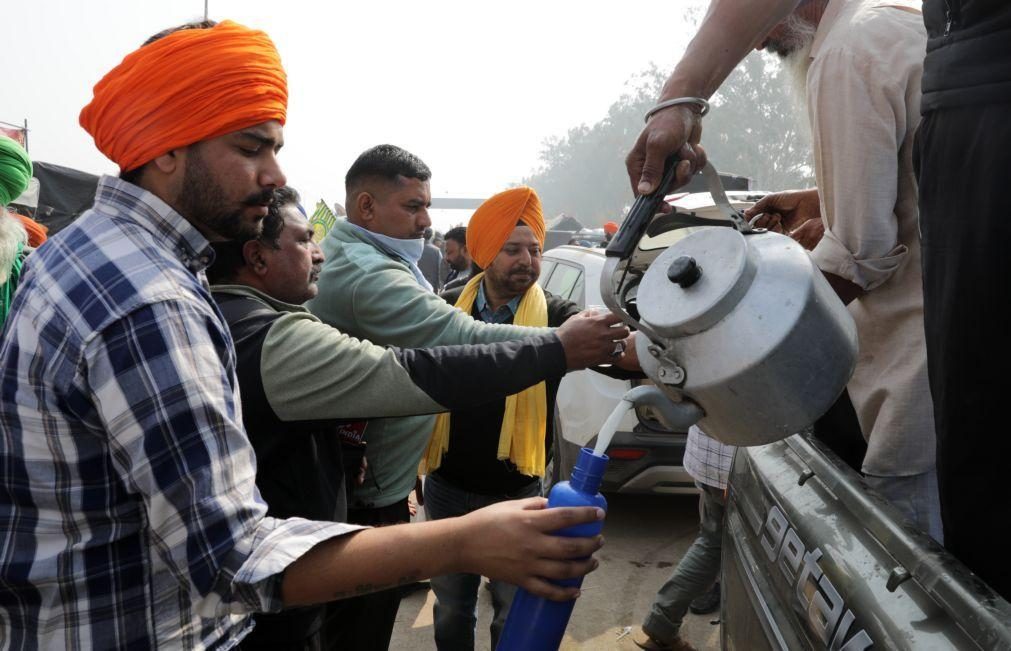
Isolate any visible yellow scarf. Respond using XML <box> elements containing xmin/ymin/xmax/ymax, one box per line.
<box><xmin>422</xmin><ymin>272</ymin><xmax>549</xmax><ymax>477</ymax></box>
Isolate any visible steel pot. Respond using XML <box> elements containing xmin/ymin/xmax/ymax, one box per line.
<box><xmin>602</xmin><ymin>162</ymin><xmax>857</xmax><ymax>446</ymax></box>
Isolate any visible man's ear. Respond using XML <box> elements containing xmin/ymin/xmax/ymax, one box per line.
<box><xmin>355</xmin><ymin>191</ymin><xmax>375</xmax><ymax>223</ymax></box>
<box><xmin>243</xmin><ymin>239</ymin><xmax>269</xmax><ymax>276</ymax></box>
<box><xmin>151</xmin><ymin>148</ymin><xmax>183</xmax><ymax>175</ymax></box>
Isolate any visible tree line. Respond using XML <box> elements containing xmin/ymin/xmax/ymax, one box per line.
<box><xmin>523</xmin><ymin>53</ymin><xmax>813</xmax><ymax>226</ymax></box>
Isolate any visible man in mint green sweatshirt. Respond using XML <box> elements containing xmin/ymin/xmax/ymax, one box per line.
<box><xmin>306</xmin><ymin>144</ymin><xmax>626</xmax><ymax>649</ymax></box>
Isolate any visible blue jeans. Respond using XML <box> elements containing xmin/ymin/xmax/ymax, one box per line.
<box><xmin>643</xmin><ymin>483</ymin><xmax>725</xmax><ymax>645</ymax></box>
<box><xmin>424</xmin><ymin>472</ymin><xmax>541</xmax><ymax>651</ymax></box>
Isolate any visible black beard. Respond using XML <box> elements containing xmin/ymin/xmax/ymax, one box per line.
<box><xmin>490</xmin><ymin>268</ymin><xmax>537</xmax><ymax>296</ymax></box>
<box><xmin>178</xmin><ymin>148</ymin><xmax>274</xmax><ymax>241</ymax></box>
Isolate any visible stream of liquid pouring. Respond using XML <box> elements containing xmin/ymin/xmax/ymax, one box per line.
<box><xmin>592</xmin><ymin>399</ymin><xmax>634</xmax><ymax>457</ymax></box>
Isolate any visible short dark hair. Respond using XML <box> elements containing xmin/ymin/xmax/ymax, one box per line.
<box><xmin>345</xmin><ymin>145</ymin><xmax>431</xmax><ymax>196</ymax></box>
<box><xmin>120</xmin><ymin>20</ymin><xmax>219</xmax><ymax>183</ymax></box>
<box><xmin>206</xmin><ymin>186</ymin><xmax>301</xmax><ymax>285</ymax></box>
<box><xmin>259</xmin><ymin>186</ymin><xmax>302</xmax><ymax>249</ymax></box>
<box><xmin>444</xmin><ymin>226</ymin><xmax>467</xmax><ymax>246</ymax></box>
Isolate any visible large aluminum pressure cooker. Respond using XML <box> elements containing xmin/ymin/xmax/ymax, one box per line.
<box><xmin>601</xmin><ymin>162</ymin><xmax>858</xmax><ymax>447</ymax></box>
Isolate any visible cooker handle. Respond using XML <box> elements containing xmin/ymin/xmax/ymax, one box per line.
<box><xmin>702</xmin><ymin>161</ymin><xmax>753</xmax><ymax>233</ymax></box>
<box><xmin>606</xmin><ymin>155</ymin><xmax>682</xmax><ymax>259</ymax></box>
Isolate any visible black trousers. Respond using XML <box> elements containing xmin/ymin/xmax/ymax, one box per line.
<box><xmin>323</xmin><ymin>498</ymin><xmax>411</xmax><ymax>651</ymax></box>
<box><xmin>240</xmin><ymin>629</ymin><xmax>322</xmax><ymax>651</ymax></box>
<box><xmin>915</xmin><ymin>102</ymin><xmax>1011</xmax><ymax>599</ymax></box>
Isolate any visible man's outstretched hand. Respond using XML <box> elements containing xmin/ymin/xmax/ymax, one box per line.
<box><xmin>557</xmin><ymin>310</ymin><xmax>631</xmax><ymax>370</ymax></box>
<box><xmin>744</xmin><ymin>188</ymin><xmax>824</xmax><ymax>250</ymax></box>
<box><xmin>453</xmin><ymin>497</ymin><xmax>605</xmax><ymax>601</ymax></box>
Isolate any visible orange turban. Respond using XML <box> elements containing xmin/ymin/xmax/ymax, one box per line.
<box><xmin>12</xmin><ymin>212</ymin><xmax>47</xmax><ymax>248</ymax></box>
<box><xmin>467</xmin><ymin>187</ymin><xmax>546</xmax><ymax>269</ymax></box>
<box><xmin>603</xmin><ymin>221</ymin><xmax>619</xmax><ymax>235</ymax></box>
<box><xmin>80</xmin><ymin>20</ymin><xmax>287</xmax><ymax>172</ymax></box>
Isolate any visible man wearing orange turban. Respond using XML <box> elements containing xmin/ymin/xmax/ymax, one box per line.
<box><xmin>79</xmin><ymin>19</ymin><xmax>289</xmax><ymax>242</ymax></box>
<box><xmin>0</xmin><ymin>20</ymin><xmax>625</xmax><ymax>651</ymax></box>
<box><xmin>465</xmin><ymin>186</ymin><xmax>547</xmax><ymax>270</ymax></box>
<box><xmin>422</xmin><ymin>186</ymin><xmax>641</xmax><ymax>650</ymax></box>
<box><xmin>603</xmin><ymin>220</ymin><xmax>619</xmax><ymax>247</ymax></box>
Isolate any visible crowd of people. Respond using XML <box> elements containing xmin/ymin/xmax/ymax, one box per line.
<box><xmin>0</xmin><ymin>19</ymin><xmax>635</xmax><ymax>651</ymax></box>
<box><xmin>0</xmin><ymin>1</ymin><xmax>1008</xmax><ymax>650</ymax></box>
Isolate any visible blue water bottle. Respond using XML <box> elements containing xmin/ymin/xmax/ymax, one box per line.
<box><xmin>496</xmin><ymin>448</ymin><xmax>608</xmax><ymax>651</ymax></box>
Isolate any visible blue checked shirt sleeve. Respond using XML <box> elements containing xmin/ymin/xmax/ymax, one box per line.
<box><xmin>82</xmin><ymin>298</ymin><xmax>361</xmax><ymax>616</ymax></box>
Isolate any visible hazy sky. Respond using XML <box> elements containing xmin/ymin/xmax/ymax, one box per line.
<box><xmin>7</xmin><ymin>1</ymin><xmax>703</xmax><ymax>231</ymax></box>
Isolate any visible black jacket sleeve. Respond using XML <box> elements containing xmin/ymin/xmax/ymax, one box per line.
<box><xmin>390</xmin><ymin>333</ymin><xmax>567</xmax><ymax>409</ymax></box>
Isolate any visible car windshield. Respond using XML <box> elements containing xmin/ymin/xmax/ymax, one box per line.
<box><xmin>636</xmin><ymin>193</ymin><xmax>766</xmax><ymax>251</ymax></box>
<box><xmin>638</xmin><ymin>226</ymin><xmax>707</xmax><ymax>251</ymax></box>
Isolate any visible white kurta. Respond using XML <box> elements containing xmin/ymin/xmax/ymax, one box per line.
<box><xmin>806</xmin><ymin>0</ymin><xmax>934</xmax><ymax>476</ymax></box>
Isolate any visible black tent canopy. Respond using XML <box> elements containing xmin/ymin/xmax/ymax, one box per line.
<box><xmin>29</xmin><ymin>161</ymin><xmax>100</xmax><ymax>236</ymax></box>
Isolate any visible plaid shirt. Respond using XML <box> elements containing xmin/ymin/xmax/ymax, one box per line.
<box><xmin>0</xmin><ymin>176</ymin><xmax>357</xmax><ymax>650</ymax></box>
<box><xmin>682</xmin><ymin>425</ymin><xmax>736</xmax><ymax>490</ymax></box>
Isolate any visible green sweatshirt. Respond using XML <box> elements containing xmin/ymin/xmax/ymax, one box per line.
<box><xmin>211</xmin><ymin>284</ymin><xmax>448</xmax><ymax>420</ymax></box>
<box><xmin>306</xmin><ymin>220</ymin><xmax>552</xmax><ymax>508</ymax></box>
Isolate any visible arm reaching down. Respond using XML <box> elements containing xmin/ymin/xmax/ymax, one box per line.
<box><xmin>626</xmin><ymin>0</ymin><xmax>803</xmax><ymax>195</ymax></box>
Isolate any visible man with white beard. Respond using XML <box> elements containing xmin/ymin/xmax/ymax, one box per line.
<box><xmin>0</xmin><ymin>136</ymin><xmax>32</xmax><ymax>328</ymax></box>
<box><xmin>743</xmin><ymin>1</ymin><xmax>940</xmax><ymax>541</ymax></box>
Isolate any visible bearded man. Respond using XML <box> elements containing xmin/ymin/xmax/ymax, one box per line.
<box><xmin>423</xmin><ymin>186</ymin><xmax>642</xmax><ymax>651</ymax></box>
<box><xmin>622</xmin><ymin>0</ymin><xmax>1011</xmax><ymax>601</ymax></box>
<box><xmin>0</xmin><ymin>21</ymin><xmax>607</xmax><ymax>649</ymax></box>
<box><xmin>742</xmin><ymin>1</ymin><xmax>941</xmax><ymax>543</ymax></box>
<box><xmin>441</xmin><ymin>225</ymin><xmax>471</xmax><ymax>291</ymax></box>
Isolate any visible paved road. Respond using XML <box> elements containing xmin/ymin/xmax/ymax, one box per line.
<box><xmin>391</xmin><ymin>492</ymin><xmax>721</xmax><ymax>650</ymax></box>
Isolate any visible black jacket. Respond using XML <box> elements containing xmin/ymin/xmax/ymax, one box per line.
<box><xmin>922</xmin><ymin>0</ymin><xmax>1011</xmax><ymax>110</ymax></box>
<box><xmin>215</xmin><ymin>291</ymin><xmax>347</xmax><ymax>647</ymax></box>
<box><xmin>442</xmin><ymin>270</ymin><xmax>471</xmax><ymax>293</ymax></box>
<box><xmin>433</xmin><ymin>286</ymin><xmax>637</xmax><ymax>495</ymax></box>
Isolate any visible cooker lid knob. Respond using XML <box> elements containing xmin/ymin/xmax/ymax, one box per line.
<box><xmin>667</xmin><ymin>255</ymin><xmax>702</xmax><ymax>289</ymax></box>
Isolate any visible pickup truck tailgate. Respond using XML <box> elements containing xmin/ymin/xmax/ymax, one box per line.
<box><xmin>722</xmin><ymin>434</ymin><xmax>1011</xmax><ymax>650</ymax></box>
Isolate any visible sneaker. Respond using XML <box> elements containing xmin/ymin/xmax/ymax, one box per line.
<box><xmin>632</xmin><ymin>630</ymin><xmax>698</xmax><ymax>651</ymax></box>
<box><xmin>689</xmin><ymin>582</ymin><xmax>720</xmax><ymax>615</ymax></box>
